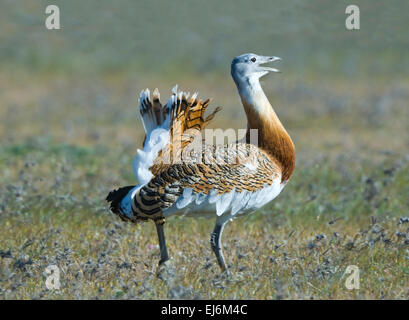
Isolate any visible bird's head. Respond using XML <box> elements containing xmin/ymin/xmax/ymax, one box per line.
<box><xmin>231</xmin><ymin>53</ymin><xmax>281</xmax><ymax>85</ymax></box>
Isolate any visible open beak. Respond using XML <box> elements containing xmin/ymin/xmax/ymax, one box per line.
<box><xmin>259</xmin><ymin>56</ymin><xmax>281</xmax><ymax>73</ymax></box>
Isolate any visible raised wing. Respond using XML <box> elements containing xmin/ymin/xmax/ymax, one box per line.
<box><xmin>133</xmin><ymin>86</ymin><xmax>221</xmax><ymax>184</ymax></box>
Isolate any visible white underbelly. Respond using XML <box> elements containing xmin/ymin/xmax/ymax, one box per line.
<box><xmin>163</xmin><ymin>177</ymin><xmax>285</xmax><ymax>220</ymax></box>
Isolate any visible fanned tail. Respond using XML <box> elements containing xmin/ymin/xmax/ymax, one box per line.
<box><xmin>139</xmin><ymin>88</ymin><xmax>167</xmax><ymax>142</ymax></box>
<box><xmin>108</xmin><ymin>86</ymin><xmax>221</xmax><ymax>221</ymax></box>
<box><xmin>166</xmin><ymin>85</ymin><xmax>221</xmax><ymax>151</ymax></box>
<box><xmin>134</xmin><ymin>86</ymin><xmax>221</xmax><ymax>183</ymax></box>
<box><xmin>139</xmin><ymin>85</ymin><xmax>221</xmax><ymax>146</ymax></box>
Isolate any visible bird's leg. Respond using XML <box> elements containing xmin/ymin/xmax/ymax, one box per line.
<box><xmin>155</xmin><ymin>218</ymin><xmax>169</xmax><ymax>265</ymax></box>
<box><xmin>210</xmin><ymin>220</ymin><xmax>229</xmax><ymax>273</ymax></box>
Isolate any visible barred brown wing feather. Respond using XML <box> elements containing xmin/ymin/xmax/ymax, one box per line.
<box><xmin>131</xmin><ymin>144</ymin><xmax>282</xmax><ymax>220</ymax></box>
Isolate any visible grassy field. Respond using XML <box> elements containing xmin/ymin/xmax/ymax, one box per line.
<box><xmin>0</xmin><ymin>69</ymin><xmax>408</xmax><ymax>299</ymax></box>
<box><xmin>1</xmin><ymin>0</ymin><xmax>409</xmax><ymax>300</ymax></box>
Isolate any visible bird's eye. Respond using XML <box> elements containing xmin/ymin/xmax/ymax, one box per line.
<box><xmin>250</xmin><ymin>57</ymin><xmax>256</xmax><ymax>63</ymax></box>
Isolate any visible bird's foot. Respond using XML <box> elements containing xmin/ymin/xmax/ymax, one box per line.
<box><xmin>220</xmin><ymin>268</ymin><xmax>231</xmax><ymax>279</ymax></box>
<box><xmin>156</xmin><ymin>258</ymin><xmax>175</xmax><ymax>281</ymax></box>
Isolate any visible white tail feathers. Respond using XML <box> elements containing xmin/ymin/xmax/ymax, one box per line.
<box><xmin>139</xmin><ymin>85</ymin><xmax>199</xmax><ymax>136</ymax></box>
<box><xmin>132</xmin><ymin>128</ymin><xmax>169</xmax><ymax>184</ymax></box>
<box><xmin>135</xmin><ymin>86</ymin><xmax>199</xmax><ymax>184</ymax></box>
<box><xmin>139</xmin><ymin>88</ymin><xmax>160</xmax><ymax>136</ymax></box>
<box><xmin>134</xmin><ymin>86</ymin><xmax>217</xmax><ymax>184</ymax></box>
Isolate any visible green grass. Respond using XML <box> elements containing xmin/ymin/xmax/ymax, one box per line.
<box><xmin>1</xmin><ymin>147</ymin><xmax>408</xmax><ymax>299</ymax></box>
<box><xmin>0</xmin><ymin>70</ymin><xmax>408</xmax><ymax>299</ymax></box>
<box><xmin>1</xmin><ymin>0</ymin><xmax>408</xmax><ymax>300</ymax></box>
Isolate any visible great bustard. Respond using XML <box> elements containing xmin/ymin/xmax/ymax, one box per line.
<box><xmin>106</xmin><ymin>53</ymin><xmax>295</xmax><ymax>273</ymax></box>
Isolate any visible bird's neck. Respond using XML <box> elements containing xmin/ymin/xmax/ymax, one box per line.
<box><xmin>236</xmin><ymin>76</ymin><xmax>295</xmax><ymax>181</ymax></box>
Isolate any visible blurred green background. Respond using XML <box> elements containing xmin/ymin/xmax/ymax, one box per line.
<box><xmin>1</xmin><ymin>0</ymin><xmax>408</xmax><ymax>76</ymax></box>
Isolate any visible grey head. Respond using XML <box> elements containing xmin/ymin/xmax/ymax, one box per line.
<box><xmin>231</xmin><ymin>53</ymin><xmax>281</xmax><ymax>86</ymax></box>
